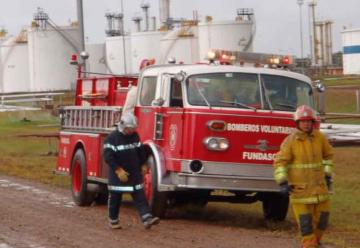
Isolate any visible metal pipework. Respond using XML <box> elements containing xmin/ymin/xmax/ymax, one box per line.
<box><xmin>141</xmin><ymin>3</ymin><xmax>150</xmax><ymax>31</ymax></box>
<box><xmin>105</xmin><ymin>12</ymin><xmax>124</xmax><ymax>36</ymax></box>
<box><xmin>132</xmin><ymin>16</ymin><xmax>143</xmax><ymax>32</ymax></box>
<box><xmin>33</xmin><ymin>7</ymin><xmax>49</xmax><ymax>29</ymax></box>
<box><xmin>152</xmin><ymin>16</ymin><xmax>157</xmax><ymax>31</ymax></box>
<box><xmin>159</xmin><ymin>0</ymin><xmax>170</xmax><ymax>28</ymax></box>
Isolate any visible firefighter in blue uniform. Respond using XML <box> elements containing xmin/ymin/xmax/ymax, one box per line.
<box><xmin>103</xmin><ymin>112</ymin><xmax>160</xmax><ymax>229</ymax></box>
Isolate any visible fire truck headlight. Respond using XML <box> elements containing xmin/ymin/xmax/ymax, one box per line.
<box><xmin>203</xmin><ymin>137</ymin><xmax>229</xmax><ymax>151</ymax></box>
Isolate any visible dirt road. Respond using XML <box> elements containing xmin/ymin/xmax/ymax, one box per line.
<box><xmin>0</xmin><ymin>175</ymin><xmax>299</xmax><ymax>248</ymax></box>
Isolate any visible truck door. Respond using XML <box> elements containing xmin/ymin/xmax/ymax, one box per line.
<box><xmin>162</xmin><ymin>78</ymin><xmax>184</xmax><ymax>171</ymax></box>
<box><xmin>136</xmin><ymin>76</ymin><xmax>158</xmax><ymax>141</ymax></box>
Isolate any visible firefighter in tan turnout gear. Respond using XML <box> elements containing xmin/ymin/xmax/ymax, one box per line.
<box><xmin>103</xmin><ymin>112</ymin><xmax>160</xmax><ymax>229</ymax></box>
<box><xmin>274</xmin><ymin>105</ymin><xmax>334</xmax><ymax>248</ymax></box>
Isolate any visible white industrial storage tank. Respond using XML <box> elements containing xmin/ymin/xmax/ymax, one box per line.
<box><xmin>85</xmin><ymin>43</ymin><xmax>107</xmax><ymax>75</ymax></box>
<box><xmin>0</xmin><ymin>37</ymin><xmax>30</xmax><ymax>93</ymax></box>
<box><xmin>130</xmin><ymin>31</ymin><xmax>164</xmax><ymax>74</ymax></box>
<box><xmin>160</xmin><ymin>27</ymin><xmax>199</xmax><ymax>64</ymax></box>
<box><xmin>1</xmin><ymin>25</ymin><xmax>82</xmax><ymax>93</ymax></box>
<box><xmin>342</xmin><ymin>28</ymin><xmax>360</xmax><ymax>75</ymax></box>
<box><xmin>198</xmin><ymin>19</ymin><xmax>254</xmax><ymax>60</ymax></box>
<box><xmin>27</xmin><ymin>26</ymin><xmax>80</xmax><ymax>91</ymax></box>
<box><xmin>105</xmin><ymin>36</ymin><xmax>132</xmax><ymax>74</ymax></box>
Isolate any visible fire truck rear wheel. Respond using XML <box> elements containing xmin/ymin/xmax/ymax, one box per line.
<box><xmin>262</xmin><ymin>193</ymin><xmax>289</xmax><ymax>221</ymax></box>
<box><xmin>95</xmin><ymin>184</ymin><xmax>108</xmax><ymax>205</ymax></box>
<box><xmin>71</xmin><ymin>148</ymin><xmax>96</xmax><ymax>206</ymax></box>
<box><xmin>144</xmin><ymin>155</ymin><xmax>168</xmax><ymax>218</ymax></box>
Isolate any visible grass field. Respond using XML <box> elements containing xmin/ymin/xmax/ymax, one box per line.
<box><xmin>0</xmin><ymin>110</ymin><xmax>69</xmax><ymax>187</ymax></box>
<box><xmin>321</xmin><ymin>76</ymin><xmax>360</xmax><ymax>87</ymax></box>
<box><xmin>1</xmin><ymin>81</ymin><xmax>360</xmax><ymax>246</ymax></box>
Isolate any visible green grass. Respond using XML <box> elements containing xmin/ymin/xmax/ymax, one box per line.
<box><xmin>317</xmin><ymin>75</ymin><xmax>360</xmax><ymax>122</ymax></box>
<box><xmin>320</xmin><ymin>76</ymin><xmax>360</xmax><ymax>87</ymax></box>
<box><xmin>0</xmin><ymin>110</ymin><xmax>69</xmax><ymax>188</ymax></box>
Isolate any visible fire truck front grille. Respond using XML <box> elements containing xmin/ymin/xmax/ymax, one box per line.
<box><xmin>173</xmin><ymin>173</ymin><xmax>279</xmax><ymax>192</ymax></box>
<box><xmin>172</xmin><ymin>160</ymin><xmax>279</xmax><ymax>192</ymax></box>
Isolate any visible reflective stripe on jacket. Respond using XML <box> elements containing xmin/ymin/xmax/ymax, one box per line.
<box><xmin>103</xmin><ymin>130</ymin><xmax>151</xmax><ymax>187</ymax></box>
<box><xmin>274</xmin><ymin>129</ymin><xmax>334</xmax><ymax>204</ymax></box>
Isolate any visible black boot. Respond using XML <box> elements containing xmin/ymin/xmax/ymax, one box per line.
<box><xmin>143</xmin><ymin>216</ymin><xmax>160</xmax><ymax>229</ymax></box>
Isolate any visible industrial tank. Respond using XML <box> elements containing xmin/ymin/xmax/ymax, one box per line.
<box><xmin>198</xmin><ymin>19</ymin><xmax>255</xmax><ymax>60</ymax></box>
<box><xmin>342</xmin><ymin>28</ymin><xmax>360</xmax><ymax>75</ymax></box>
<box><xmin>85</xmin><ymin>43</ymin><xmax>107</xmax><ymax>75</ymax></box>
<box><xmin>130</xmin><ymin>31</ymin><xmax>165</xmax><ymax>74</ymax></box>
<box><xmin>159</xmin><ymin>26</ymin><xmax>199</xmax><ymax>64</ymax></box>
<box><xmin>105</xmin><ymin>36</ymin><xmax>132</xmax><ymax>74</ymax></box>
<box><xmin>27</xmin><ymin>26</ymin><xmax>80</xmax><ymax>91</ymax></box>
<box><xmin>0</xmin><ymin>37</ymin><xmax>30</xmax><ymax>93</ymax></box>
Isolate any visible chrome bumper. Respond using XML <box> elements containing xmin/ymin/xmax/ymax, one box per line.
<box><xmin>171</xmin><ymin>172</ymin><xmax>279</xmax><ymax>192</ymax></box>
<box><xmin>160</xmin><ymin>160</ymin><xmax>280</xmax><ymax>192</ymax></box>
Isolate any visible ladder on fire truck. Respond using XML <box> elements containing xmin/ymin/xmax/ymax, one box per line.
<box><xmin>60</xmin><ymin>106</ymin><xmax>122</xmax><ymax>133</ymax></box>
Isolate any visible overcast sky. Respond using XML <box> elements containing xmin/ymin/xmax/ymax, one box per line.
<box><xmin>1</xmin><ymin>0</ymin><xmax>359</xmax><ymax>57</ymax></box>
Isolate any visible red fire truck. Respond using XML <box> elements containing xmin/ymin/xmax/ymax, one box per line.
<box><xmin>57</xmin><ymin>64</ymin><xmax>317</xmax><ymax>220</ymax></box>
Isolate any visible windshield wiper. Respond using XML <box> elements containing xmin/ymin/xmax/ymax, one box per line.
<box><xmin>275</xmin><ymin>102</ymin><xmax>297</xmax><ymax>110</ymax></box>
<box><xmin>194</xmin><ymin>82</ymin><xmax>212</xmax><ymax>109</ymax></box>
<box><xmin>219</xmin><ymin>100</ymin><xmax>256</xmax><ymax>110</ymax></box>
<box><xmin>260</xmin><ymin>78</ymin><xmax>273</xmax><ymax>110</ymax></box>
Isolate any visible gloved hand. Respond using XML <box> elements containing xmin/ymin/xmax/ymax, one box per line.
<box><xmin>325</xmin><ymin>176</ymin><xmax>333</xmax><ymax>192</ymax></box>
<box><xmin>279</xmin><ymin>182</ymin><xmax>292</xmax><ymax>196</ymax></box>
<box><xmin>115</xmin><ymin>168</ymin><xmax>129</xmax><ymax>182</ymax></box>
<box><xmin>141</xmin><ymin>164</ymin><xmax>150</xmax><ymax>176</ymax></box>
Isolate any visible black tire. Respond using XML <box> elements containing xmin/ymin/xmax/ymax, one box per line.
<box><xmin>144</xmin><ymin>155</ymin><xmax>168</xmax><ymax>218</ymax></box>
<box><xmin>262</xmin><ymin>193</ymin><xmax>289</xmax><ymax>221</ymax></box>
<box><xmin>71</xmin><ymin>149</ymin><xmax>95</xmax><ymax>206</ymax></box>
<box><xmin>95</xmin><ymin>184</ymin><xmax>108</xmax><ymax>205</ymax></box>
<box><xmin>172</xmin><ymin>190</ymin><xmax>210</xmax><ymax>208</ymax></box>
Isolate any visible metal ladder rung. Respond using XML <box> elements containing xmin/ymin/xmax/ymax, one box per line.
<box><xmin>61</xmin><ymin>107</ymin><xmax>122</xmax><ymax>131</ymax></box>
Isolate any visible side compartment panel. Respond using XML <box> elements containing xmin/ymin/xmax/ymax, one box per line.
<box><xmin>57</xmin><ymin>132</ymin><xmax>105</xmax><ymax>179</ymax></box>
<box><xmin>57</xmin><ymin>132</ymin><xmax>72</xmax><ymax>174</ymax></box>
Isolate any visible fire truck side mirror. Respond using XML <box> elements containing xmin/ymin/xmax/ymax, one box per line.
<box><xmin>174</xmin><ymin>71</ymin><xmax>186</xmax><ymax>83</ymax></box>
<box><xmin>314</xmin><ymin>80</ymin><xmax>326</xmax><ymax>93</ymax></box>
<box><xmin>152</xmin><ymin>98</ymin><xmax>165</xmax><ymax>107</ymax></box>
<box><xmin>80</xmin><ymin>51</ymin><xmax>90</xmax><ymax>60</ymax></box>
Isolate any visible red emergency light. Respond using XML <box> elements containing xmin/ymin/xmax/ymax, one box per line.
<box><xmin>70</xmin><ymin>54</ymin><xmax>78</xmax><ymax>65</ymax></box>
<box><xmin>283</xmin><ymin>56</ymin><xmax>290</xmax><ymax>65</ymax></box>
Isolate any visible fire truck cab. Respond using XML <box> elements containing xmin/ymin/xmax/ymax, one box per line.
<box><xmin>57</xmin><ymin>64</ymin><xmax>316</xmax><ymax>220</ymax></box>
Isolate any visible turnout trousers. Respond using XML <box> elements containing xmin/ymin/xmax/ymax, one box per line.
<box><xmin>108</xmin><ymin>187</ymin><xmax>152</xmax><ymax>223</ymax></box>
<box><xmin>292</xmin><ymin>200</ymin><xmax>330</xmax><ymax>248</ymax></box>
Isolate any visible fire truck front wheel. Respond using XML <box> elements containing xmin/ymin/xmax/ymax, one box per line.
<box><xmin>71</xmin><ymin>148</ymin><xmax>96</xmax><ymax>206</ymax></box>
<box><xmin>144</xmin><ymin>155</ymin><xmax>168</xmax><ymax>218</ymax></box>
<box><xmin>262</xmin><ymin>193</ymin><xmax>289</xmax><ymax>221</ymax></box>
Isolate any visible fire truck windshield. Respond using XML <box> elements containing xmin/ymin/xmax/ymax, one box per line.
<box><xmin>186</xmin><ymin>73</ymin><xmax>314</xmax><ymax>111</ymax></box>
<box><xmin>261</xmin><ymin>74</ymin><xmax>315</xmax><ymax>111</ymax></box>
<box><xmin>186</xmin><ymin>73</ymin><xmax>261</xmax><ymax>109</ymax></box>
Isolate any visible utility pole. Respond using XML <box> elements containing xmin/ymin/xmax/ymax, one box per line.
<box><xmin>121</xmin><ymin>0</ymin><xmax>127</xmax><ymax>74</ymax></box>
<box><xmin>76</xmin><ymin>0</ymin><xmax>86</xmax><ymax>71</ymax></box>
<box><xmin>308</xmin><ymin>3</ymin><xmax>313</xmax><ymax>63</ymax></box>
<box><xmin>309</xmin><ymin>0</ymin><xmax>318</xmax><ymax>65</ymax></box>
<box><xmin>297</xmin><ymin>0</ymin><xmax>304</xmax><ymax>59</ymax></box>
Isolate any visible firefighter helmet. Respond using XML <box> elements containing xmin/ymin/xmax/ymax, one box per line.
<box><xmin>118</xmin><ymin>112</ymin><xmax>138</xmax><ymax>131</ymax></box>
<box><xmin>294</xmin><ymin>105</ymin><xmax>316</xmax><ymax>122</ymax></box>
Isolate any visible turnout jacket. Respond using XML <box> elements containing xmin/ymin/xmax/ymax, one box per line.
<box><xmin>274</xmin><ymin>129</ymin><xmax>334</xmax><ymax>204</ymax></box>
<box><xmin>103</xmin><ymin>130</ymin><xmax>151</xmax><ymax>190</ymax></box>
